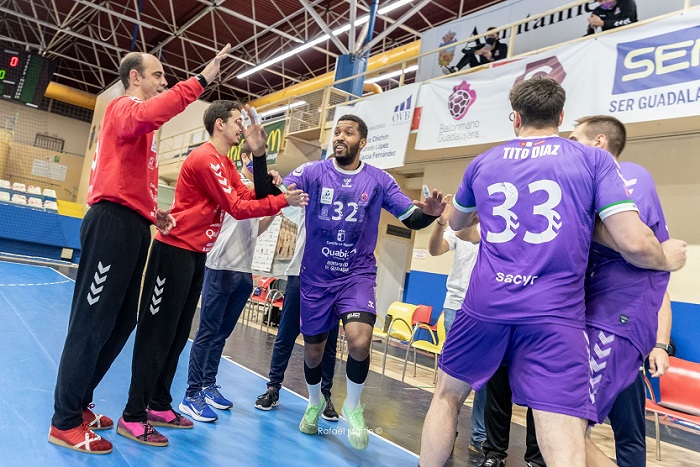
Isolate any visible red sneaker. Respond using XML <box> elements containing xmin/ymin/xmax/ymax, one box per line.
<box><xmin>116</xmin><ymin>418</ymin><xmax>168</xmax><ymax>446</ymax></box>
<box><xmin>82</xmin><ymin>404</ymin><xmax>114</xmax><ymax>430</ymax></box>
<box><xmin>147</xmin><ymin>408</ymin><xmax>194</xmax><ymax>429</ymax></box>
<box><xmin>48</xmin><ymin>422</ymin><xmax>113</xmax><ymax>454</ymax></box>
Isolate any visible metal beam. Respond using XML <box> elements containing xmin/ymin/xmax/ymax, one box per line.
<box><xmin>298</xmin><ymin>0</ymin><xmax>349</xmax><ymax>54</ymax></box>
<box><xmin>353</xmin><ymin>1</ymin><xmax>421</xmax><ymax>37</ymax></box>
<box><xmin>360</xmin><ymin>0</ymin><xmax>433</xmax><ymax>54</ymax></box>
<box><xmin>348</xmin><ymin>0</ymin><xmax>356</xmax><ymax>53</ymax></box>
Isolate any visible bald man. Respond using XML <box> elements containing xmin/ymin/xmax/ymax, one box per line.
<box><xmin>49</xmin><ymin>45</ymin><xmax>231</xmax><ymax>454</ymax></box>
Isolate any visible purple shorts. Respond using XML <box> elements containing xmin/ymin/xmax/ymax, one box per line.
<box><xmin>587</xmin><ymin>326</ymin><xmax>643</xmax><ymax>424</ymax></box>
<box><xmin>299</xmin><ymin>275</ymin><xmax>376</xmax><ymax>336</ymax></box>
<box><xmin>440</xmin><ymin>312</ymin><xmax>593</xmax><ymax>420</ymax></box>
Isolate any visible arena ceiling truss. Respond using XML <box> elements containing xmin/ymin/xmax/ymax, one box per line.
<box><xmin>0</xmin><ymin>0</ymin><xmax>495</xmax><ymax>102</ymax></box>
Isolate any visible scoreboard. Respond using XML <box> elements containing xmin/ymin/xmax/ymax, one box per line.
<box><xmin>0</xmin><ymin>49</ymin><xmax>56</xmax><ymax>108</ymax></box>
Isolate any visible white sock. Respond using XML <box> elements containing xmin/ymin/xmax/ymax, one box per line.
<box><xmin>344</xmin><ymin>376</ymin><xmax>365</xmax><ymax>410</ymax></box>
<box><xmin>307</xmin><ymin>382</ymin><xmax>322</xmax><ymax>406</ymax></box>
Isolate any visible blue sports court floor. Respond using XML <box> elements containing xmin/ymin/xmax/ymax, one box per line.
<box><xmin>0</xmin><ymin>261</ymin><xmax>418</xmax><ymax>466</ymax></box>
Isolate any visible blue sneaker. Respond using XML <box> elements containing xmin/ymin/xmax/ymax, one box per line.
<box><xmin>178</xmin><ymin>391</ymin><xmax>218</xmax><ymax>422</ymax></box>
<box><xmin>202</xmin><ymin>385</ymin><xmax>233</xmax><ymax>410</ymax></box>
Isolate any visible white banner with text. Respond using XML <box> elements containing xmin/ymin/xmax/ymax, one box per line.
<box><xmin>415</xmin><ymin>9</ymin><xmax>700</xmax><ymax>150</ymax></box>
<box><xmin>417</xmin><ymin>0</ymin><xmax>686</xmax><ymax>82</ymax></box>
<box><xmin>328</xmin><ymin>83</ymin><xmax>420</xmax><ymax>169</ymax></box>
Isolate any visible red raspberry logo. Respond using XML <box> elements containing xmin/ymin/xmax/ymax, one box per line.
<box><xmin>447</xmin><ymin>81</ymin><xmax>477</xmax><ymax>120</ymax></box>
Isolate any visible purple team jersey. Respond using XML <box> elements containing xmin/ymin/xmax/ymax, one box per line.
<box><xmin>585</xmin><ymin>162</ymin><xmax>670</xmax><ymax>355</ymax></box>
<box><xmin>453</xmin><ymin>136</ymin><xmax>637</xmax><ymax>326</ymax></box>
<box><xmin>284</xmin><ymin>158</ymin><xmax>415</xmax><ymax>286</ymax></box>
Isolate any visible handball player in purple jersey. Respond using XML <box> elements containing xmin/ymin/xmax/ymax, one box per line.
<box><xmin>571</xmin><ymin>115</ymin><xmax>675</xmax><ymax>467</ymax></box>
<box><xmin>283</xmin><ymin>114</ymin><xmax>446</xmax><ymax>450</ymax></box>
<box><xmin>419</xmin><ymin>78</ymin><xmax>686</xmax><ymax>467</ymax></box>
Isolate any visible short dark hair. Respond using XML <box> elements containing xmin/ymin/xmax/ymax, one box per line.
<box><xmin>509</xmin><ymin>78</ymin><xmax>566</xmax><ymax>129</ymax></box>
<box><xmin>203</xmin><ymin>100</ymin><xmax>243</xmax><ymax>135</ymax></box>
<box><xmin>575</xmin><ymin>115</ymin><xmax>627</xmax><ymax>156</ymax></box>
<box><xmin>119</xmin><ymin>52</ymin><xmax>146</xmax><ymax>89</ymax></box>
<box><xmin>239</xmin><ymin>140</ymin><xmax>251</xmax><ymax>156</ymax></box>
<box><xmin>337</xmin><ymin>114</ymin><xmax>368</xmax><ymax>140</ymax></box>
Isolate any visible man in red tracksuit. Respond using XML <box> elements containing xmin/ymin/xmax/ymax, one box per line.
<box><xmin>49</xmin><ymin>45</ymin><xmax>232</xmax><ymax>454</ymax></box>
<box><xmin>116</xmin><ymin>100</ymin><xmax>308</xmax><ymax>446</ymax></box>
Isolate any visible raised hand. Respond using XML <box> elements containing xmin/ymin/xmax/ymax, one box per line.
<box><xmin>200</xmin><ymin>44</ymin><xmax>232</xmax><ymax>84</ymax></box>
<box><xmin>242</xmin><ymin>104</ymin><xmax>267</xmax><ymax>157</ymax></box>
<box><xmin>412</xmin><ymin>188</ymin><xmax>446</xmax><ymax>217</ymax></box>
<box><xmin>439</xmin><ymin>194</ymin><xmax>453</xmax><ymax>225</ymax></box>
<box><xmin>284</xmin><ymin>183</ymin><xmax>309</xmax><ymax>207</ymax></box>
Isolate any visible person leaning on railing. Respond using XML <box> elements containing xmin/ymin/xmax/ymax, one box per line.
<box><xmin>442</xmin><ymin>27</ymin><xmax>508</xmax><ymax>75</ymax></box>
<box><xmin>586</xmin><ymin>0</ymin><xmax>638</xmax><ymax>35</ymax></box>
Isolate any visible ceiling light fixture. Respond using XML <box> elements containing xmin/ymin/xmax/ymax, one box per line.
<box><xmin>259</xmin><ymin>100</ymin><xmax>307</xmax><ymax>118</ymax></box>
<box><xmin>365</xmin><ymin>65</ymin><xmax>419</xmax><ymax>83</ymax></box>
<box><xmin>236</xmin><ymin>0</ymin><xmax>418</xmax><ymax>79</ymax></box>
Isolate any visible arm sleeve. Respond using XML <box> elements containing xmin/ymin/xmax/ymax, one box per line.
<box><xmin>202</xmin><ymin>154</ymin><xmax>288</xmax><ymax>220</ymax></box>
<box><xmin>401</xmin><ymin>209</ymin><xmax>439</xmax><ymax>230</ymax></box>
<box><xmin>253</xmin><ymin>154</ymin><xmax>283</xmax><ymax>199</ymax></box>
<box><xmin>116</xmin><ymin>77</ymin><xmax>204</xmax><ymax>138</ymax></box>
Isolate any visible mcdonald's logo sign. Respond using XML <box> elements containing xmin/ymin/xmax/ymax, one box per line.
<box><xmin>227</xmin><ymin>118</ymin><xmax>286</xmax><ymax>168</ymax></box>
<box><xmin>266</xmin><ymin>129</ymin><xmax>282</xmax><ymax>157</ymax></box>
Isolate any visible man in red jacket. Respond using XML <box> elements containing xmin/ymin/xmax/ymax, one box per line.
<box><xmin>49</xmin><ymin>45</ymin><xmax>232</xmax><ymax>454</ymax></box>
<box><xmin>117</xmin><ymin>100</ymin><xmax>307</xmax><ymax>447</ymax></box>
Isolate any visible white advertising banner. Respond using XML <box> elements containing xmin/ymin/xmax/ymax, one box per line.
<box><xmin>327</xmin><ymin>83</ymin><xmax>420</xmax><ymax>169</ymax></box>
<box><xmin>417</xmin><ymin>0</ymin><xmax>685</xmax><ymax>82</ymax></box>
<box><xmin>415</xmin><ymin>9</ymin><xmax>700</xmax><ymax>151</ymax></box>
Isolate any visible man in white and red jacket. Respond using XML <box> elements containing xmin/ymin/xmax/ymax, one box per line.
<box><xmin>49</xmin><ymin>45</ymin><xmax>232</xmax><ymax>454</ymax></box>
<box><xmin>117</xmin><ymin>100</ymin><xmax>307</xmax><ymax>447</ymax></box>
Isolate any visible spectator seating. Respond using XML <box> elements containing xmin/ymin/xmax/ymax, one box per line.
<box><xmin>0</xmin><ymin>180</ymin><xmax>59</xmax><ymax>212</ymax></box>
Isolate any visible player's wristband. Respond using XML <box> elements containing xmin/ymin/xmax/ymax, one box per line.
<box><xmin>655</xmin><ymin>343</ymin><xmax>671</xmax><ymax>354</ymax></box>
<box><xmin>194</xmin><ymin>73</ymin><xmax>208</xmax><ymax>88</ymax></box>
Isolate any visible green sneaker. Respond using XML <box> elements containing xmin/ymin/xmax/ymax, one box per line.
<box><xmin>298</xmin><ymin>401</ymin><xmax>324</xmax><ymax>435</ymax></box>
<box><xmin>343</xmin><ymin>403</ymin><xmax>369</xmax><ymax>450</ymax></box>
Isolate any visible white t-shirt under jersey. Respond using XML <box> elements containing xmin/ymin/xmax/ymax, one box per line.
<box><xmin>206</xmin><ymin>213</ymin><xmax>259</xmax><ymax>273</ymax></box>
<box><xmin>442</xmin><ymin>227</ymin><xmax>478</xmax><ymax>310</ymax></box>
<box><xmin>284</xmin><ymin>207</ymin><xmax>306</xmax><ymax>277</ymax></box>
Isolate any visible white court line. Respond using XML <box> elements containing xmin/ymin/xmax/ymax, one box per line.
<box><xmin>2</xmin><ymin>260</ymin><xmax>418</xmax><ymax>458</ymax></box>
<box><xmin>219</xmin><ymin>350</ymin><xmax>419</xmax><ymax>458</ymax></box>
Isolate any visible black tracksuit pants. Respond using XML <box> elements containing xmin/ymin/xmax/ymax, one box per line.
<box><xmin>483</xmin><ymin>364</ymin><xmax>546</xmax><ymax>466</ymax></box>
<box><xmin>123</xmin><ymin>240</ymin><xmax>206</xmax><ymax>422</ymax></box>
<box><xmin>52</xmin><ymin>201</ymin><xmax>151</xmax><ymax>430</ymax></box>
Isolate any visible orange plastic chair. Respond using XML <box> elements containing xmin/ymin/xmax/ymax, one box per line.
<box><xmin>643</xmin><ymin>356</ymin><xmax>700</xmax><ymax>460</ymax></box>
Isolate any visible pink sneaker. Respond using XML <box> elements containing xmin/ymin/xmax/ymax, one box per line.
<box><xmin>82</xmin><ymin>404</ymin><xmax>114</xmax><ymax>430</ymax></box>
<box><xmin>147</xmin><ymin>408</ymin><xmax>194</xmax><ymax>429</ymax></box>
<box><xmin>116</xmin><ymin>418</ymin><xmax>168</xmax><ymax>446</ymax></box>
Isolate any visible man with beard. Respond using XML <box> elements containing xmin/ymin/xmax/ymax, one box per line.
<box><xmin>283</xmin><ymin>114</ymin><xmax>446</xmax><ymax>450</ymax></box>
